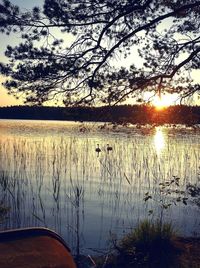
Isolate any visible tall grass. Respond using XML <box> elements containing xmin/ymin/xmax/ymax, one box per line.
<box><xmin>106</xmin><ymin>220</ymin><xmax>177</xmax><ymax>268</ymax></box>
<box><xmin>120</xmin><ymin>220</ymin><xmax>176</xmax><ymax>251</ymax></box>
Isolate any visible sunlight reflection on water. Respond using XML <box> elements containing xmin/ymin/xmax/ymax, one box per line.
<box><xmin>154</xmin><ymin>127</ymin><xmax>165</xmax><ymax>154</ymax></box>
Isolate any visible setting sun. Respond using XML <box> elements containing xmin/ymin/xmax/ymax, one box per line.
<box><xmin>152</xmin><ymin>94</ymin><xmax>178</xmax><ymax>110</ymax></box>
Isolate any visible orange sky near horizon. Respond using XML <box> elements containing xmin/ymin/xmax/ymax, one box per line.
<box><xmin>1</xmin><ymin>71</ymin><xmax>200</xmax><ymax>107</ymax></box>
<box><xmin>0</xmin><ymin>87</ymin><xmax>23</xmax><ymax>107</ymax></box>
<box><xmin>1</xmin><ymin>79</ymin><xmax>200</xmax><ymax>107</ymax></box>
<box><xmin>0</xmin><ymin>76</ymin><xmax>23</xmax><ymax>107</ymax></box>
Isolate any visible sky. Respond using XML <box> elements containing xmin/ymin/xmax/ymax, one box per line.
<box><xmin>0</xmin><ymin>0</ymin><xmax>42</xmax><ymax>106</ymax></box>
<box><xmin>0</xmin><ymin>0</ymin><xmax>199</xmax><ymax>107</ymax></box>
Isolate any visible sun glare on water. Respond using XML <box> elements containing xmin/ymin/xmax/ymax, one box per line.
<box><xmin>154</xmin><ymin>127</ymin><xmax>165</xmax><ymax>154</ymax></box>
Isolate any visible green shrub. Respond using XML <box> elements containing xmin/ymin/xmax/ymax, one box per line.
<box><xmin>0</xmin><ymin>202</ymin><xmax>10</xmax><ymax>223</ymax></box>
<box><xmin>108</xmin><ymin>220</ymin><xmax>178</xmax><ymax>268</ymax></box>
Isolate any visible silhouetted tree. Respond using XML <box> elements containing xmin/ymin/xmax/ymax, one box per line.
<box><xmin>0</xmin><ymin>105</ymin><xmax>199</xmax><ymax>124</ymax></box>
<box><xmin>0</xmin><ymin>0</ymin><xmax>199</xmax><ymax>105</ymax></box>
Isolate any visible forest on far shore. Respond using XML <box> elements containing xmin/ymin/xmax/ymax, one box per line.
<box><xmin>0</xmin><ymin>105</ymin><xmax>199</xmax><ymax>125</ymax></box>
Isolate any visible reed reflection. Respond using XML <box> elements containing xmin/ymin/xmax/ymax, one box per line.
<box><xmin>154</xmin><ymin>127</ymin><xmax>165</xmax><ymax>154</ymax></box>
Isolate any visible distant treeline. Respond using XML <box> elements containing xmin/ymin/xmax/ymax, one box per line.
<box><xmin>0</xmin><ymin>105</ymin><xmax>200</xmax><ymax>124</ymax></box>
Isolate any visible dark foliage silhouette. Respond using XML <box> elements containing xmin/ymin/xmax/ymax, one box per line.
<box><xmin>0</xmin><ymin>105</ymin><xmax>199</xmax><ymax>124</ymax></box>
<box><xmin>0</xmin><ymin>0</ymin><xmax>199</xmax><ymax>105</ymax></box>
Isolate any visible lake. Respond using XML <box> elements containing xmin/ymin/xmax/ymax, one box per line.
<box><xmin>0</xmin><ymin>119</ymin><xmax>199</xmax><ymax>255</ymax></box>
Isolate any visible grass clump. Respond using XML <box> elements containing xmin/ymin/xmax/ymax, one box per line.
<box><xmin>0</xmin><ymin>202</ymin><xmax>10</xmax><ymax>223</ymax></box>
<box><xmin>121</xmin><ymin>220</ymin><xmax>175</xmax><ymax>251</ymax></box>
<box><xmin>103</xmin><ymin>220</ymin><xmax>177</xmax><ymax>268</ymax></box>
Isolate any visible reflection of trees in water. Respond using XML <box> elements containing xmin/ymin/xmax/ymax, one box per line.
<box><xmin>0</xmin><ymin>132</ymin><xmax>199</xmax><ymax>254</ymax></box>
<box><xmin>0</xmin><ymin>198</ymin><xmax>10</xmax><ymax>224</ymax></box>
<box><xmin>187</xmin><ymin>183</ymin><xmax>200</xmax><ymax>208</ymax></box>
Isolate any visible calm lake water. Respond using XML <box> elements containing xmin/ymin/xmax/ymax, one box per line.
<box><xmin>0</xmin><ymin>119</ymin><xmax>199</xmax><ymax>255</ymax></box>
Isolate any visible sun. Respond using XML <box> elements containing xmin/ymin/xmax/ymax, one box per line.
<box><xmin>152</xmin><ymin>94</ymin><xmax>178</xmax><ymax>110</ymax></box>
<box><xmin>153</xmin><ymin>96</ymin><xmax>168</xmax><ymax>110</ymax></box>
